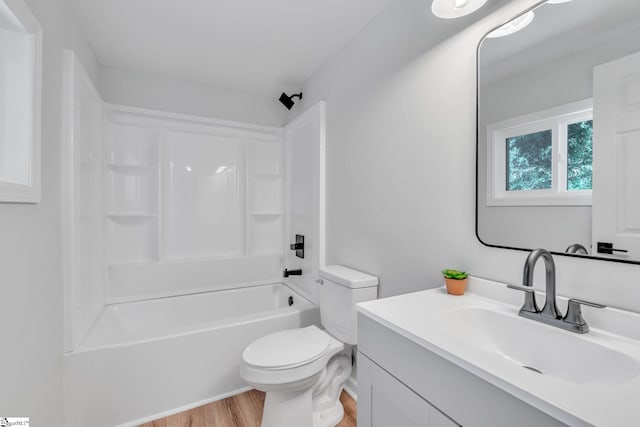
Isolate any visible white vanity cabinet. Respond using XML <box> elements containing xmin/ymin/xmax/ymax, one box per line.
<box><xmin>358</xmin><ymin>352</ymin><xmax>459</xmax><ymax>427</ymax></box>
<box><xmin>357</xmin><ymin>312</ymin><xmax>567</xmax><ymax>427</ymax></box>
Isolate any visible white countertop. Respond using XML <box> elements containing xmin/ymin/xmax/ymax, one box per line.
<box><xmin>357</xmin><ymin>276</ymin><xmax>640</xmax><ymax>427</ymax></box>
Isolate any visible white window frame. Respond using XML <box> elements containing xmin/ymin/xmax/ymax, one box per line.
<box><xmin>486</xmin><ymin>98</ymin><xmax>593</xmax><ymax>207</ymax></box>
<box><xmin>0</xmin><ymin>0</ymin><xmax>42</xmax><ymax>203</ymax></box>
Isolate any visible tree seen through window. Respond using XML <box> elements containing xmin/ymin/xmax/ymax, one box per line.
<box><xmin>506</xmin><ymin>130</ymin><xmax>552</xmax><ymax>191</ymax></box>
<box><xmin>567</xmin><ymin>120</ymin><xmax>593</xmax><ymax>190</ymax></box>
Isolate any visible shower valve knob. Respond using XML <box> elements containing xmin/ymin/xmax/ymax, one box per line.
<box><xmin>290</xmin><ymin>234</ymin><xmax>304</xmax><ymax>259</ymax></box>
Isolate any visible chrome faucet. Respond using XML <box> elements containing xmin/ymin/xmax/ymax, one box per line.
<box><xmin>508</xmin><ymin>248</ymin><xmax>605</xmax><ymax>334</ymax></box>
<box><xmin>523</xmin><ymin>248</ymin><xmax>559</xmax><ymax>319</ymax></box>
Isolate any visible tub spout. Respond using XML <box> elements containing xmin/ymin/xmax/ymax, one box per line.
<box><xmin>283</xmin><ymin>268</ymin><xmax>302</xmax><ymax>278</ymax></box>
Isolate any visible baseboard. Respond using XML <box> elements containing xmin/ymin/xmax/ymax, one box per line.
<box><xmin>344</xmin><ymin>375</ymin><xmax>357</xmax><ymax>401</ymax></box>
<box><xmin>118</xmin><ymin>375</ymin><xmax>356</xmax><ymax>426</ymax></box>
<box><xmin>115</xmin><ymin>386</ymin><xmax>252</xmax><ymax>427</ymax></box>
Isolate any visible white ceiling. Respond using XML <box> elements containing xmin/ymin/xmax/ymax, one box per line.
<box><xmin>68</xmin><ymin>0</ymin><xmax>394</xmax><ymax>97</ymax></box>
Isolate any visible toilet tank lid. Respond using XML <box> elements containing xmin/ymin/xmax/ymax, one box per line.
<box><xmin>319</xmin><ymin>265</ymin><xmax>379</xmax><ymax>288</ymax></box>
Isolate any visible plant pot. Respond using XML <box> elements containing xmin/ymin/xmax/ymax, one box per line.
<box><xmin>444</xmin><ymin>277</ymin><xmax>468</xmax><ymax>296</ymax></box>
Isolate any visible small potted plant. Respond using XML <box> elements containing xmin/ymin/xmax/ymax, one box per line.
<box><xmin>442</xmin><ymin>269</ymin><xmax>468</xmax><ymax>296</ymax></box>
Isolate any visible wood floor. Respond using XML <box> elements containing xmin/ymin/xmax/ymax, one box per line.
<box><xmin>139</xmin><ymin>389</ymin><xmax>356</xmax><ymax>427</ymax></box>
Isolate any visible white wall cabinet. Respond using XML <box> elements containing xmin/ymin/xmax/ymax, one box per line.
<box><xmin>358</xmin><ymin>353</ymin><xmax>460</xmax><ymax>427</ymax></box>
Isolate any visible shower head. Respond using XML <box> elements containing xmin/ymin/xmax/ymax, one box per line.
<box><xmin>279</xmin><ymin>92</ymin><xmax>303</xmax><ymax>110</ymax></box>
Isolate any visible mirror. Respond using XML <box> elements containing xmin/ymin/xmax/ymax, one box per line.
<box><xmin>477</xmin><ymin>0</ymin><xmax>640</xmax><ymax>264</ymax></box>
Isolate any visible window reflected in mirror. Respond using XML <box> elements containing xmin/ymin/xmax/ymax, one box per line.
<box><xmin>566</xmin><ymin>120</ymin><xmax>592</xmax><ymax>191</ymax></box>
<box><xmin>477</xmin><ymin>0</ymin><xmax>640</xmax><ymax>263</ymax></box>
<box><xmin>506</xmin><ymin>129</ymin><xmax>552</xmax><ymax>191</ymax></box>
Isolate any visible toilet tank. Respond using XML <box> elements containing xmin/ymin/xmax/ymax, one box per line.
<box><xmin>318</xmin><ymin>265</ymin><xmax>379</xmax><ymax>345</ymax></box>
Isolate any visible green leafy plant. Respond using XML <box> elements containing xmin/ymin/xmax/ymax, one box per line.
<box><xmin>442</xmin><ymin>269</ymin><xmax>468</xmax><ymax>280</ymax></box>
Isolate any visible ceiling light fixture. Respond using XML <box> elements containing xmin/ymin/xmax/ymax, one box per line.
<box><xmin>486</xmin><ymin>10</ymin><xmax>535</xmax><ymax>38</ymax></box>
<box><xmin>431</xmin><ymin>0</ymin><xmax>488</xmax><ymax>19</ymax></box>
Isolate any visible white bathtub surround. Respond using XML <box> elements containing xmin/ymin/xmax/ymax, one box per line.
<box><xmin>102</xmin><ymin>104</ymin><xmax>284</xmax><ymax>267</ymax></box>
<box><xmin>241</xmin><ymin>265</ymin><xmax>378</xmax><ymax>427</ymax></box>
<box><xmin>64</xmin><ymin>54</ymin><xmax>331</xmax><ymax>349</ymax></box>
<box><xmin>64</xmin><ymin>283</ymin><xmax>319</xmax><ymax>427</ymax></box>
<box><xmin>107</xmin><ymin>254</ymin><xmax>282</xmax><ymax>303</ymax></box>
<box><xmin>62</xmin><ymin>50</ymin><xmax>106</xmax><ymax>351</ymax></box>
<box><xmin>283</xmin><ymin>102</ymin><xmax>326</xmax><ymax>303</ymax></box>
<box><xmin>63</xmin><ymin>52</ymin><xmax>295</xmax><ymax>350</ymax></box>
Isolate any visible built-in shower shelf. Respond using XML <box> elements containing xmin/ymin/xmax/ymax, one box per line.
<box><xmin>107</xmin><ymin>163</ymin><xmax>158</xmax><ymax>173</ymax></box>
<box><xmin>251</xmin><ymin>212</ymin><xmax>283</xmax><ymax>217</ymax></box>
<box><xmin>98</xmin><ymin>107</ymin><xmax>285</xmax><ymax>272</ymax></box>
<box><xmin>106</xmin><ymin>212</ymin><xmax>157</xmax><ymax>223</ymax></box>
<box><xmin>251</xmin><ymin>173</ymin><xmax>281</xmax><ymax>179</ymax></box>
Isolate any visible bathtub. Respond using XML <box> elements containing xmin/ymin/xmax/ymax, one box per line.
<box><xmin>64</xmin><ymin>283</ymin><xmax>320</xmax><ymax>427</ymax></box>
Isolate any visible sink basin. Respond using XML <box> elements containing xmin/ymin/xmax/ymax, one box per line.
<box><xmin>437</xmin><ymin>307</ymin><xmax>640</xmax><ymax>385</ymax></box>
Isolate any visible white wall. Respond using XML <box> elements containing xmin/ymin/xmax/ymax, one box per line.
<box><xmin>100</xmin><ymin>65</ymin><xmax>288</xmax><ymax>127</ymax></box>
<box><xmin>0</xmin><ymin>0</ymin><xmax>98</xmax><ymax>424</ymax></box>
<box><xmin>295</xmin><ymin>0</ymin><xmax>640</xmax><ymax>311</ymax></box>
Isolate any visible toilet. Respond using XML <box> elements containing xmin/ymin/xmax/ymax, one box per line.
<box><xmin>240</xmin><ymin>265</ymin><xmax>379</xmax><ymax>427</ymax></box>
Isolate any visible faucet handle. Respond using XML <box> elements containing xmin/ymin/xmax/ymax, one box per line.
<box><xmin>506</xmin><ymin>284</ymin><xmax>540</xmax><ymax>314</ymax></box>
<box><xmin>567</xmin><ymin>298</ymin><xmax>606</xmax><ymax>309</ymax></box>
<box><xmin>507</xmin><ymin>284</ymin><xmax>536</xmax><ymax>293</ymax></box>
<box><xmin>563</xmin><ymin>298</ymin><xmax>606</xmax><ymax>333</ymax></box>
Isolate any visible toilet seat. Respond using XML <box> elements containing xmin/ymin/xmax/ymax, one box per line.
<box><xmin>242</xmin><ymin>326</ymin><xmax>331</xmax><ymax>370</ymax></box>
<box><xmin>240</xmin><ymin>326</ymin><xmax>345</xmax><ymax>389</ymax></box>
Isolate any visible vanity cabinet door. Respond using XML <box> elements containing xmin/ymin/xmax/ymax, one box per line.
<box><xmin>430</xmin><ymin>409</ymin><xmax>460</xmax><ymax>427</ymax></box>
<box><xmin>358</xmin><ymin>352</ymin><xmax>460</xmax><ymax>427</ymax></box>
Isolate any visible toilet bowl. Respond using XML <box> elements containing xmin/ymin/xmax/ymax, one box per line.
<box><xmin>240</xmin><ymin>265</ymin><xmax>379</xmax><ymax>427</ymax></box>
<box><xmin>241</xmin><ymin>325</ymin><xmax>351</xmax><ymax>427</ymax></box>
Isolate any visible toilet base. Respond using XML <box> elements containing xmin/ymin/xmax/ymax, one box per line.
<box><xmin>261</xmin><ymin>388</ymin><xmax>314</xmax><ymax>427</ymax></box>
<box><xmin>242</xmin><ymin>333</ymin><xmax>351</xmax><ymax>427</ymax></box>
<box><xmin>258</xmin><ymin>352</ymin><xmax>352</xmax><ymax>427</ymax></box>
<box><xmin>260</xmin><ymin>387</ymin><xmax>346</xmax><ymax>427</ymax></box>
<box><xmin>312</xmin><ymin>398</ymin><xmax>344</xmax><ymax>427</ymax></box>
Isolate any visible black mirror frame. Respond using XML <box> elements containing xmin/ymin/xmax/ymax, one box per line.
<box><xmin>474</xmin><ymin>1</ymin><xmax>640</xmax><ymax>266</ymax></box>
